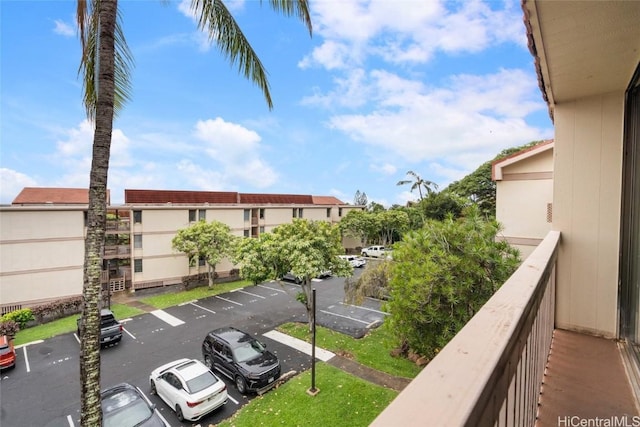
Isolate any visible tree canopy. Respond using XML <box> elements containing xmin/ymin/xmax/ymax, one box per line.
<box><xmin>172</xmin><ymin>220</ymin><xmax>236</xmax><ymax>287</ymax></box>
<box><xmin>385</xmin><ymin>205</ymin><xmax>520</xmax><ymax>359</ymax></box>
<box><xmin>233</xmin><ymin>219</ymin><xmax>352</xmax><ymax>328</ymax></box>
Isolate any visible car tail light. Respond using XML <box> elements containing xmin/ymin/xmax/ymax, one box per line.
<box><xmin>187</xmin><ymin>399</ymin><xmax>205</xmax><ymax>408</ymax></box>
<box><xmin>119</xmin><ymin>325</ymin><xmax>123</xmax><ymax>331</ymax></box>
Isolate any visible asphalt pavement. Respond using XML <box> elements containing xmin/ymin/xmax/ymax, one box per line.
<box><xmin>0</xmin><ymin>271</ymin><xmax>400</xmax><ymax>427</ymax></box>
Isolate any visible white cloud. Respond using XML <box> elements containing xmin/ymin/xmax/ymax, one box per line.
<box><xmin>370</xmin><ymin>163</ymin><xmax>397</xmax><ymax>175</ymax></box>
<box><xmin>193</xmin><ymin>117</ymin><xmax>278</xmax><ymax>188</ymax></box>
<box><xmin>53</xmin><ymin>19</ymin><xmax>75</xmax><ymax>37</ymax></box>
<box><xmin>0</xmin><ymin>169</ymin><xmax>37</xmax><ymax>204</ymax></box>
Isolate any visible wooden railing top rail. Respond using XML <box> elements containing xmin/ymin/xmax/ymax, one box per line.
<box><xmin>371</xmin><ymin>230</ymin><xmax>560</xmax><ymax>426</ymax></box>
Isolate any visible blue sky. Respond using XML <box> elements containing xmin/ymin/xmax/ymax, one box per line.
<box><xmin>0</xmin><ymin>0</ymin><xmax>553</xmax><ymax>206</ymax></box>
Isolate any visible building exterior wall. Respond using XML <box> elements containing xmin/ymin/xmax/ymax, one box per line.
<box><xmin>0</xmin><ymin>209</ymin><xmax>85</xmax><ymax>308</ymax></box>
<box><xmin>495</xmin><ymin>149</ymin><xmax>554</xmax><ymax>260</ymax></box>
<box><xmin>553</xmin><ymin>91</ymin><xmax>624</xmax><ymax>338</ymax></box>
<box><xmin>0</xmin><ymin>201</ymin><xmax>360</xmax><ymax>308</ymax></box>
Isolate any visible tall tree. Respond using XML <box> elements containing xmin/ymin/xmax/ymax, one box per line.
<box><xmin>354</xmin><ymin>190</ymin><xmax>368</xmax><ymax>206</ymax></box>
<box><xmin>172</xmin><ymin>220</ymin><xmax>236</xmax><ymax>288</ymax></box>
<box><xmin>397</xmin><ymin>170</ymin><xmax>438</xmax><ymax>201</ymax></box>
<box><xmin>233</xmin><ymin>219</ymin><xmax>351</xmax><ymax>329</ymax></box>
<box><xmin>75</xmin><ymin>1</ymin><xmax>312</xmax><ymax>424</ymax></box>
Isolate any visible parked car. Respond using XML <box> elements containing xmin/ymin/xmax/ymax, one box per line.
<box><xmin>202</xmin><ymin>327</ymin><xmax>281</xmax><ymax>395</ymax></box>
<box><xmin>361</xmin><ymin>245</ymin><xmax>386</xmax><ymax>258</ymax></box>
<box><xmin>0</xmin><ymin>335</ymin><xmax>16</xmax><ymax>370</ymax></box>
<box><xmin>339</xmin><ymin>255</ymin><xmax>366</xmax><ymax>268</ymax></box>
<box><xmin>281</xmin><ymin>272</ymin><xmax>302</xmax><ymax>284</ymax></box>
<box><xmin>77</xmin><ymin>309</ymin><xmax>123</xmax><ymax>347</ymax></box>
<box><xmin>101</xmin><ymin>382</ymin><xmax>167</xmax><ymax>427</ymax></box>
<box><xmin>149</xmin><ymin>358</ymin><xmax>227</xmax><ymax>422</ymax></box>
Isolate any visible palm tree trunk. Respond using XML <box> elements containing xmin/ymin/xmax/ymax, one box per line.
<box><xmin>80</xmin><ymin>0</ymin><xmax>117</xmax><ymax>425</ymax></box>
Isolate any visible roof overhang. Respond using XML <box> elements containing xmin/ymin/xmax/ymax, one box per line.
<box><xmin>493</xmin><ymin>140</ymin><xmax>554</xmax><ymax>181</ymax></box>
<box><xmin>523</xmin><ymin>0</ymin><xmax>640</xmax><ymax>120</ymax></box>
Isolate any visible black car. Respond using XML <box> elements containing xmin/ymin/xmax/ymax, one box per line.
<box><xmin>202</xmin><ymin>327</ymin><xmax>281</xmax><ymax>395</ymax></box>
<box><xmin>101</xmin><ymin>383</ymin><xmax>166</xmax><ymax>427</ymax></box>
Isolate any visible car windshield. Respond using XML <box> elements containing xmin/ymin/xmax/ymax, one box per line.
<box><xmin>102</xmin><ymin>389</ymin><xmax>153</xmax><ymax>427</ymax></box>
<box><xmin>232</xmin><ymin>340</ymin><xmax>265</xmax><ymax>363</ymax></box>
<box><xmin>0</xmin><ymin>346</ymin><xmax>11</xmax><ymax>355</ymax></box>
<box><xmin>186</xmin><ymin>370</ymin><xmax>218</xmax><ymax>394</ymax></box>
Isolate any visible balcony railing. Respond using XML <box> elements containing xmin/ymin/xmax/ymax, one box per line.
<box><xmin>103</xmin><ymin>245</ymin><xmax>131</xmax><ymax>258</ymax></box>
<box><xmin>371</xmin><ymin>230</ymin><xmax>560</xmax><ymax>427</ymax></box>
<box><xmin>105</xmin><ymin>219</ymin><xmax>130</xmax><ymax>232</ymax></box>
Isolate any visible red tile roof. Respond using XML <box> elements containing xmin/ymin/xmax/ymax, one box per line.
<box><xmin>240</xmin><ymin>193</ymin><xmax>314</xmax><ymax>204</ymax></box>
<box><xmin>312</xmin><ymin>196</ymin><xmax>345</xmax><ymax>205</ymax></box>
<box><xmin>12</xmin><ymin>187</ymin><xmax>111</xmax><ymax>205</ymax></box>
<box><xmin>124</xmin><ymin>189</ymin><xmax>239</xmax><ymax>204</ymax></box>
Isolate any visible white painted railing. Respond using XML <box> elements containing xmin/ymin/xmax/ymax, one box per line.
<box><xmin>371</xmin><ymin>230</ymin><xmax>560</xmax><ymax>427</ymax></box>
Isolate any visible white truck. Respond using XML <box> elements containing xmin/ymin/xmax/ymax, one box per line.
<box><xmin>361</xmin><ymin>245</ymin><xmax>386</xmax><ymax>258</ymax></box>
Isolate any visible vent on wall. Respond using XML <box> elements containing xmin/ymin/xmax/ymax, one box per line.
<box><xmin>547</xmin><ymin>203</ymin><xmax>553</xmax><ymax>223</ymax></box>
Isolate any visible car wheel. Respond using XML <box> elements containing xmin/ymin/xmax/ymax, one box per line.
<box><xmin>175</xmin><ymin>405</ymin><xmax>184</xmax><ymax>422</ymax></box>
<box><xmin>204</xmin><ymin>355</ymin><xmax>213</xmax><ymax>370</ymax></box>
<box><xmin>362</xmin><ymin>252</ymin><xmax>368</xmax><ymax>257</ymax></box>
<box><xmin>150</xmin><ymin>380</ymin><xmax>157</xmax><ymax>395</ymax></box>
<box><xmin>235</xmin><ymin>375</ymin><xmax>247</xmax><ymax>394</ymax></box>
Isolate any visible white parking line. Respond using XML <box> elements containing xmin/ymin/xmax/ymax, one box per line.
<box><xmin>123</xmin><ymin>327</ymin><xmax>136</xmax><ymax>340</ymax></box>
<box><xmin>150</xmin><ymin>310</ymin><xmax>185</xmax><ymax>327</ymax></box>
<box><xmin>66</xmin><ymin>414</ymin><xmax>75</xmax><ymax>426</ymax></box>
<box><xmin>319</xmin><ymin>309</ymin><xmax>371</xmax><ymax>325</ymax></box>
<box><xmin>190</xmin><ymin>301</ymin><xmax>216</xmax><ymax>314</ymax></box>
<box><xmin>234</xmin><ymin>289</ymin><xmax>266</xmax><ymax>299</ymax></box>
<box><xmin>257</xmin><ymin>284</ymin><xmax>286</xmax><ymax>293</ymax></box>
<box><xmin>263</xmin><ymin>330</ymin><xmax>335</xmax><ymax>362</ymax></box>
<box><xmin>227</xmin><ymin>394</ymin><xmax>239</xmax><ymax>405</ymax></box>
<box><xmin>215</xmin><ymin>296</ymin><xmax>243</xmax><ymax>306</ymax></box>
<box><xmin>73</xmin><ymin>333</ymin><xmax>80</xmax><ymax>344</ymax></box>
<box><xmin>23</xmin><ymin>346</ymin><xmax>31</xmax><ymax>373</ymax></box>
<box><xmin>339</xmin><ymin>302</ymin><xmax>389</xmax><ymax>315</ymax></box>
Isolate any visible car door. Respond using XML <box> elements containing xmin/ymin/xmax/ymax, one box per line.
<box><xmin>157</xmin><ymin>372</ymin><xmax>180</xmax><ymax>409</ymax></box>
<box><xmin>211</xmin><ymin>339</ymin><xmax>232</xmax><ymax>379</ymax></box>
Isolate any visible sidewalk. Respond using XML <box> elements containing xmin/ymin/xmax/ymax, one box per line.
<box><xmin>112</xmin><ymin>291</ymin><xmax>412</xmax><ymax>392</ymax></box>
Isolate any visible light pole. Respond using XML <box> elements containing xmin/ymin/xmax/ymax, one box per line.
<box><xmin>307</xmin><ymin>288</ymin><xmax>319</xmax><ymax>396</ymax></box>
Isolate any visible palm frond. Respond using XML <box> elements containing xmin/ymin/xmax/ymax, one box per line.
<box><xmin>267</xmin><ymin>0</ymin><xmax>313</xmax><ymax>36</ymax></box>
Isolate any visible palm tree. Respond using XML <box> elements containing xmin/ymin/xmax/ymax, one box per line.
<box><xmin>397</xmin><ymin>170</ymin><xmax>439</xmax><ymax>201</ymax></box>
<box><xmin>75</xmin><ymin>1</ymin><xmax>311</xmax><ymax>425</ymax></box>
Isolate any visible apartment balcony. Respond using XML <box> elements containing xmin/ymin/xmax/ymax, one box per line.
<box><xmin>105</xmin><ymin>218</ymin><xmax>130</xmax><ymax>233</ymax></box>
<box><xmin>371</xmin><ymin>231</ymin><xmax>639</xmax><ymax>426</ymax></box>
<box><xmin>102</xmin><ymin>244</ymin><xmax>131</xmax><ymax>259</ymax></box>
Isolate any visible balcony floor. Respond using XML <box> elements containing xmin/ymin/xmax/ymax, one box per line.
<box><xmin>536</xmin><ymin>329</ymin><xmax>639</xmax><ymax>426</ymax></box>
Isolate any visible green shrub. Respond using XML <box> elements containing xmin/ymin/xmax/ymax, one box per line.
<box><xmin>1</xmin><ymin>308</ymin><xmax>34</xmax><ymax>328</ymax></box>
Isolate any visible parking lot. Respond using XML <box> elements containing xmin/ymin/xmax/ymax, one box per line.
<box><xmin>0</xmin><ymin>271</ymin><xmax>388</xmax><ymax>426</ymax></box>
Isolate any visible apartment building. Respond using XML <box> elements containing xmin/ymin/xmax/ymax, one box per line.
<box><xmin>0</xmin><ymin>188</ymin><xmax>361</xmax><ymax>313</ymax></box>
<box><xmin>492</xmin><ymin>140</ymin><xmax>554</xmax><ymax>259</ymax></box>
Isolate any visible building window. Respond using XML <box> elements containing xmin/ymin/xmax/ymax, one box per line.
<box><xmin>198</xmin><ymin>209</ymin><xmax>206</xmax><ymax>221</ymax></box>
<box><xmin>299</xmin><ymin>208</ymin><xmax>303</xmax><ymax>218</ymax></box>
<box><xmin>189</xmin><ymin>210</ymin><xmax>196</xmax><ymax>222</ymax></box>
<box><xmin>133</xmin><ymin>210</ymin><xmax>142</xmax><ymax>223</ymax></box>
<box><xmin>326</xmin><ymin>208</ymin><xmax>331</xmax><ymax>218</ymax></box>
<box><xmin>244</xmin><ymin>209</ymin><xmax>250</xmax><ymax>221</ymax></box>
<box><xmin>293</xmin><ymin>208</ymin><xmax>297</xmax><ymax>218</ymax></box>
<box><xmin>338</xmin><ymin>207</ymin><xmax>343</xmax><ymax>217</ymax></box>
<box><xmin>244</xmin><ymin>229</ymin><xmax>250</xmax><ymax>237</ymax></box>
<box><xmin>134</xmin><ymin>259</ymin><xmax>143</xmax><ymax>273</ymax></box>
<box><xmin>259</xmin><ymin>226</ymin><xmax>265</xmax><ymax>233</ymax></box>
<box><xmin>133</xmin><ymin>234</ymin><xmax>142</xmax><ymax>249</ymax></box>
<box><xmin>198</xmin><ymin>256</ymin><xmax>206</xmax><ymax>267</ymax></box>
<box><xmin>259</xmin><ymin>208</ymin><xmax>265</xmax><ymax>219</ymax></box>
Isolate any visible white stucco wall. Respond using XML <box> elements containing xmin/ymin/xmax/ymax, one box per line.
<box><xmin>553</xmin><ymin>91</ymin><xmax>624</xmax><ymax>338</ymax></box>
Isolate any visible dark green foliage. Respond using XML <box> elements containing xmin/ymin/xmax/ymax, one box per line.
<box><xmin>445</xmin><ymin>140</ymin><xmax>543</xmax><ymax>217</ymax></box>
<box><xmin>385</xmin><ymin>205</ymin><xmax>521</xmax><ymax>359</ymax></box>
<box><xmin>1</xmin><ymin>308</ymin><xmax>34</xmax><ymax>329</ymax></box>
<box><xmin>344</xmin><ymin>260</ymin><xmax>392</xmax><ymax>304</ymax></box>
<box><xmin>418</xmin><ymin>191</ymin><xmax>466</xmax><ymax>221</ymax></box>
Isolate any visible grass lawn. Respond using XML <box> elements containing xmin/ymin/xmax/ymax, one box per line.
<box><xmin>140</xmin><ymin>280</ymin><xmax>252</xmax><ymax>309</ymax></box>
<box><xmin>13</xmin><ymin>303</ymin><xmax>145</xmax><ymax>346</ymax></box>
<box><xmin>278</xmin><ymin>322</ymin><xmax>422</xmax><ymax>379</ymax></box>
<box><xmin>218</xmin><ymin>363</ymin><xmax>397</xmax><ymax>427</ymax></box>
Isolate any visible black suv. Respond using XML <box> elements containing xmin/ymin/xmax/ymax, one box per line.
<box><xmin>202</xmin><ymin>327</ymin><xmax>280</xmax><ymax>394</ymax></box>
